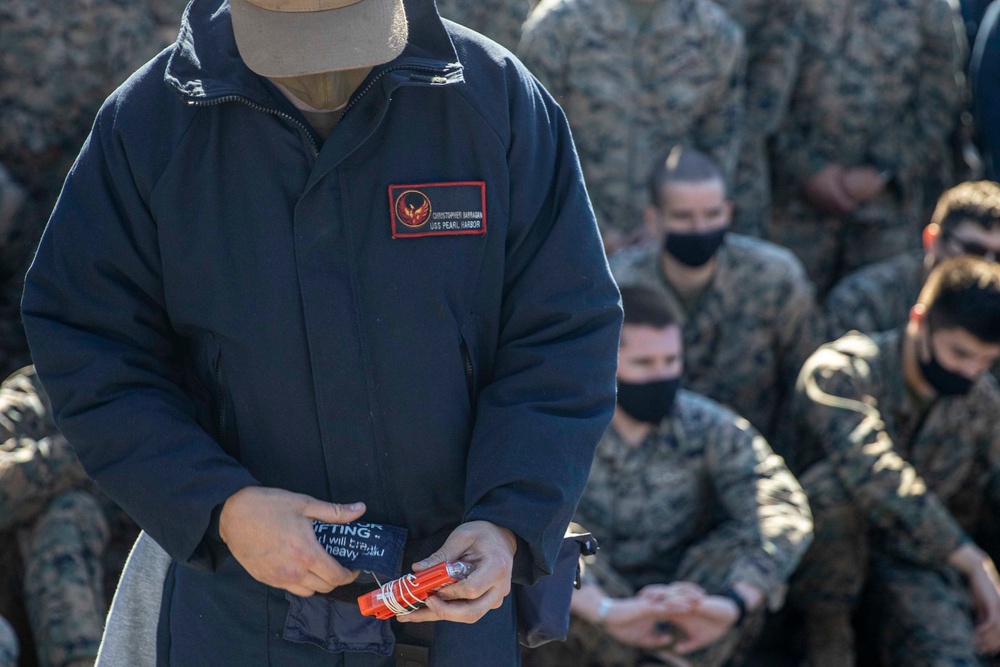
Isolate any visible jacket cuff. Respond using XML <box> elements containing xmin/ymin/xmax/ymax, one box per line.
<box><xmin>727</xmin><ymin>554</ymin><xmax>783</xmax><ymax>610</ymax></box>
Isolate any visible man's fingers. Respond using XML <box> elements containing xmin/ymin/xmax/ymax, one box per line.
<box><xmin>303</xmin><ymin>500</ymin><xmax>366</xmax><ymax>525</ymax></box>
<box><xmin>433</xmin><ymin>576</ymin><xmax>484</xmax><ymax>602</ymax></box>
<box><xmin>653</xmin><ymin>599</ymin><xmax>695</xmax><ymax>615</ymax></box>
<box><xmin>974</xmin><ymin>619</ymin><xmax>1000</xmax><ymax>653</ymax></box>
<box><xmin>422</xmin><ymin>588</ymin><xmax>503</xmax><ymax>624</ymax></box>
<box><xmin>413</xmin><ymin>530</ymin><xmax>476</xmax><ymax>572</ymax></box>
<box><xmin>398</xmin><ymin>587</ymin><xmax>505</xmax><ymax>624</ymax></box>
<box><xmin>297</xmin><ymin>571</ymin><xmax>338</xmax><ymax>595</ymax></box>
<box><xmin>434</xmin><ymin>555</ymin><xmax>510</xmax><ymax>602</ymax></box>
<box><xmin>304</xmin><ymin>541</ymin><xmax>358</xmax><ymax>588</ymax></box>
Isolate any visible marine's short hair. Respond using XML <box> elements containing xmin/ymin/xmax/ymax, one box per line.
<box><xmin>647</xmin><ymin>145</ymin><xmax>725</xmax><ymax>208</ymax></box>
<box><xmin>620</xmin><ymin>285</ymin><xmax>680</xmax><ymax>330</ymax></box>
<box><xmin>920</xmin><ymin>255</ymin><xmax>1000</xmax><ymax>343</ymax></box>
<box><xmin>931</xmin><ymin>181</ymin><xmax>1000</xmax><ymax>234</ymax></box>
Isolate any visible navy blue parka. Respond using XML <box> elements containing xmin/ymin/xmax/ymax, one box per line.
<box><xmin>21</xmin><ymin>0</ymin><xmax>621</xmax><ymax>662</ymax></box>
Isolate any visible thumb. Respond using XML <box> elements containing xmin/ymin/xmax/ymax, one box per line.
<box><xmin>413</xmin><ymin>529</ymin><xmax>475</xmax><ymax>572</ymax></box>
<box><xmin>303</xmin><ymin>500</ymin><xmax>366</xmax><ymax>525</ymax></box>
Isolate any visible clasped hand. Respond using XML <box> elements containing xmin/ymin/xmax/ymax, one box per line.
<box><xmin>603</xmin><ymin>583</ymin><xmax>741</xmax><ymax>656</ymax></box>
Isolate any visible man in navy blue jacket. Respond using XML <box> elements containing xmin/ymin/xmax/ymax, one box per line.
<box><xmin>19</xmin><ymin>0</ymin><xmax>622</xmax><ymax>663</ymax></box>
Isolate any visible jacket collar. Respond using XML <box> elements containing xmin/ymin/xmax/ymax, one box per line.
<box><xmin>164</xmin><ymin>0</ymin><xmax>463</xmax><ymax>106</ymax></box>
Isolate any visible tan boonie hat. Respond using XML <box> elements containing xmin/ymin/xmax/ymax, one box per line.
<box><xmin>230</xmin><ymin>0</ymin><xmax>408</xmax><ymax>78</ymax></box>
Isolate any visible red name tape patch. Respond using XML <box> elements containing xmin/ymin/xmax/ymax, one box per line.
<box><xmin>389</xmin><ymin>181</ymin><xmax>487</xmax><ymax>239</ymax></box>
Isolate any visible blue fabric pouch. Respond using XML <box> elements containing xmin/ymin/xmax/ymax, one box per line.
<box><xmin>283</xmin><ymin>593</ymin><xmax>396</xmax><ymax>655</ymax></box>
<box><xmin>282</xmin><ymin>520</ymin><xmax>409</xmax><ymax>654</ymax></box>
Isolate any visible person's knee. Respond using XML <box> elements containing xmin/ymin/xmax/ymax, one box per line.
<box><xmin>28</xmin><ymin>490</ymin><xmax>110</xmax><ymax>559</ymax></box>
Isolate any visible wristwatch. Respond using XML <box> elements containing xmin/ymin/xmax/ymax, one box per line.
<box><xmin>720</xmin><ymin>588</ymin><xmax>747</xmax><ymax>626</ymax></box>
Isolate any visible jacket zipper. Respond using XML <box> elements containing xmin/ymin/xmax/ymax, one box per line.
<box><xmin>187</xmin><ymin>95</ymin><xmax>320</xmax><ymax>155</ymax></box>
<box><xmin>460</xmin><ymin>338</ymin><xmax>476</xmax><ymax>408</ymax></box>
<box><xmin>185</xmin><ymin>63</ymin><xmax>455</xmax><ymax>152</ymax></box>
<box><xmin>339</xmin><ymin>63</ymin><xmax>454</xmax><ymax>117</ymax></box>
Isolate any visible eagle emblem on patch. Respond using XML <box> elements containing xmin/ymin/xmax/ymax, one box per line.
<box><xmin>394</xmin><ymin>190</ymin><xmax>432</xmax><ymax>228</ymax></box>
<box><xmin>388</xmin><ymin>181</ymin><xmax>487</xmax><ymax>239</ymax></box>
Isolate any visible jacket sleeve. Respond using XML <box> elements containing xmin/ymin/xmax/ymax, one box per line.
<box><xmin>21</xmin><ymin>97</ymin><xmax>260</xmax><ymax>570</ymax></box>
<box><xmin>795</xmin><ymin>344</ymin><xmax>967</xmax><ymax>566</ymax></box>
<box><xmin>705</xmin><ymin>410</ymin><xmax>813</xmax><ymax>608</ymax></box>
<box><xmin>462</xmin><ymin>65</ymin><xmax>622</xmax><ymax>585</ymax></box>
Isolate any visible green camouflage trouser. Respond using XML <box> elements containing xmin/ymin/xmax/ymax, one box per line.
<box><xmin>790</xmin><ymin>463</ymin><xmax>987</xmax><ymax>666</ymax></box>
<box><xmin>19</xmin><ymin>490</ymin><xmax>109</xmax><ymax>667</ymax></box>
<box><xmin>0</xmin><ymin>613</ymin><xmax>17</xmax><ymax>667</ymax></box>
<box><xmin>522</xmin><ymin>526</ymin><xmax>767</xmax><ymax>667</ymax></box>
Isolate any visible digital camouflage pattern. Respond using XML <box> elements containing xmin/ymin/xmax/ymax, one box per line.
<box><xmin>524</xmin><ymin>390</ymin><xmax>813</xmax><ymax>667</ymax></box>
<box><xmin>713</xmin><ymin>0</ymin><xmax>803</xmax><ymax>237</ymax></box>
<box><xmin>0</xmin><ymin>367</ymin><xmax>139</xmax><ymax>667</ymax></box>
<box><xmin>436</xmin><ymin>0</ymin><xmax>532</xmax><ymax>51</ymax></box>
<box><xmin>785</xmin><ymin>330</ymin><xmax>1000</xmax><ymax>662</ymax></box>
<box><xmin>20</xmin><ymin>491</ymin><xmax>109</xmax><ymax>667</ymax></box>
<box><xmin>769</xmin><ymin>0</ymin><xmax>965</xmax><ymax>294</ymax></box>
<box><xmin>518</xmin><ymin>0</ymin><xmax>745</xmax><ymax>236</ymax></box>
<box><xmin>863</xmin><ymin>553</ymin><xmax>981</xmax><ymax>665</ymax></box>
<box><xmin>0</xmin><ymin>370</ymin><xmax>90</xmax><ymax>531</ymax></box>
<box><xmin>823</xmin><ymin>249</ymin><xmax>925</xmax><ymax>342</ymax></box>
<box><xmin>609</xmin><ymin>234</ymin><xmax>821</xmax><ymax>442</ymax></box>
<box><xmin>0</xmin><ymin>615</ymin><xmax>15</xmax><ymax>667</ymax></box>
<box><xmin>0</xmin><ymin>0</ymin><xmax>187</xmax><ymax>381</ymax></box>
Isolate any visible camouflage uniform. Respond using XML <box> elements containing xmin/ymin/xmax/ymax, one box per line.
<box><xmin>436</xmin><ymin>0</ymin><xmax>531</xmax><ymax>52</ymax></box>
<box><xmin>713</xmin><ymin>0</ymin><xmax>803</xmax><ymax>238</ymax></box>
<box><xmin>785</xmin><ymin>330</ymin><xmax>1000</xmax><ymax>665</ymax></box>
<box><xmin>0</xmin><ymin>615</ymin><xmax>15</xmax><ymax>667</ymax></box>
<box><xmin>518</xmin><ymin>0</ymin><xmax>745</xmax><ymax>237</ymax></box>
<box><xmin>0</xmin><ymin>0</ymin><xmax>187</xmax><ymax>381</ymax></box>
<box><xmin>609</xmin><ymin>235</ymin><xmax>821</xmax><ymax>443</ymax></box>
<box><xmin>769</xmin><ymin>0</ymin><xmax>966</xmax><ymax>296</ymax></box>
<box><xmin>823</xmin><ymin>249</ymin><xmax>925</xmax><ymax>342</ymax></box>
<box><xmin>0</xmin><ymin>368</ymin><xmax>139</xmax><ymax>667</ymax></box>
<box><xmin>524</xmin><ymin>390</ymin><xmax>813</xmax><ymax>667</ymax></box>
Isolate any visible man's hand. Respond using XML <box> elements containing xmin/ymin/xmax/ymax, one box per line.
<box><xmin>840</xmin><ymin>166</ymin><xmax>887</xmax><ymax>205</ymax></box>
<box><xmin>949</xmin><ymin>543</ymin><xmax>1000</xmax><ymax>654</ymax></box>
<box><xmin>395</xmin><ymin>520</ymin><xmax>516</xmax><ymax>624</ymax></box>
<box><xmin>602</xmin><ymin>596</ymin><xmax>697</xmax><ymax>650</ymax></box>
<box><xmin>970</xmin><ymin>564</ymin><xmax>1000</xmax><ymax>655</ymax></box>
<box><xmin>803</xmin><ymin>164</ymin><xmax>857</xmax><ymax>215</ymax></box>
<box><xmin>218</xmin><ymin>486</ymin><xmax>365</xmax><ymax>597</ymax></box>
<box><xmin>651</xmin><ymin>595</ymin><xmax>740</xmax><ymax>658</ymax></box>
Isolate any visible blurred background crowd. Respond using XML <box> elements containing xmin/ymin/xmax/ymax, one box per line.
<box><xmin>2</xmin><ymin>0</ymin><xmax>1000</xmax><ymax>665</ymax></box>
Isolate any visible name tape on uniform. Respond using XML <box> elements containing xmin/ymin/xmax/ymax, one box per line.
<box><xmin>389</xmin><ymin>181</ymin><xmax>487</xmax><ymax>238</ymax></box>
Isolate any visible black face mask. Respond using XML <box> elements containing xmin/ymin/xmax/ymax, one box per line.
<box><xmin>918</xmin><ymin>332</ymin><xmax>975</xmax><ymax>396</ymax></box>
<box><xmin>663</xmin><ymin>228</ymin><xmax>728</xmax><ymax>267</ymax></box>
<box><xmin>617</xmin><ymin>377</ymin><xmax>681</xmax><ymax>424</ymax></box>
